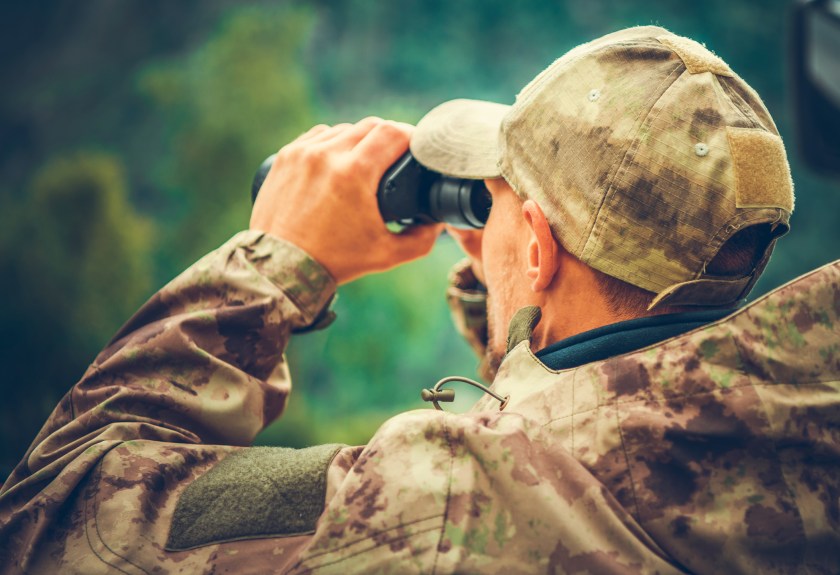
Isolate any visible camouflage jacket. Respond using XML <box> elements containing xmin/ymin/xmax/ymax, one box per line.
<box><xmin>1</xmin><ymin>230</ymin><xmax>839</xmax><ymax>574</ymax></box>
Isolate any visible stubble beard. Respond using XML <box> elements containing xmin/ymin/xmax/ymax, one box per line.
<box><xmin>484</xmin><ymin>293</ymin><xmax>505</xmax><ymax>380</ymax></box>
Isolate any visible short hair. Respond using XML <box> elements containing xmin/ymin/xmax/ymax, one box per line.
<box><xmin>594</xmin><ymin>224</ymin><xmax>774</xmax><ymax>316</ymax></box>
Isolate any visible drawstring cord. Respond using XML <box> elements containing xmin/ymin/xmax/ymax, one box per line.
<box><xmin>421</xmin><ymin>376</ymin><xmax>510</xmax><ymax>412</ymax></box>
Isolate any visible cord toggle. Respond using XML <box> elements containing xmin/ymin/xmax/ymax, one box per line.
<box><xmin>421</xmin><ymin>376</ymin><xmax>509</xmax><ymax>412</ymax></box>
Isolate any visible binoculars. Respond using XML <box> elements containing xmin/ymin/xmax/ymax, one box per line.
<box><xmin>251</xmin><ymin>151</ymin><xmax>492</xmax><ymax>229</ymax></box>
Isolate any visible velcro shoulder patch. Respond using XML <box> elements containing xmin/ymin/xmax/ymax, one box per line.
<box><xmin>166</xmin><ymin>444</ymin><xmax>345</xmax><ymax>550</ymax></box>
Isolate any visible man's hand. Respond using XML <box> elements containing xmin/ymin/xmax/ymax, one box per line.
<box><xmin>250</xmin><ymin>117</ymin><xmax>442</xmax><ymax>285</ymax></box>
<box><xmin>446</xmin><ymin>226</ymin><xmax>486</xmax><ymax>286</ymax></box>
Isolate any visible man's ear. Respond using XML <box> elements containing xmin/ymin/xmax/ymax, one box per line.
<box><xmin>522</xmin><ymin>200</ymin><xmax>558</xmax><ymax>292</ymax></box>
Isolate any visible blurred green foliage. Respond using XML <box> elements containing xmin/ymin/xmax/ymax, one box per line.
<box><xmin>0</xmin><ymin>152</ymin><xmax>152</xmax><ymax>465</ymax></box>
<box><xmin>1</xmin><ymin>0</ymin><xmax>838</xmax><ymax>477</ymax></box>
<box><xmin>27</xmin><ymin>153</ymin><xmax>153</xmax><ymax>339</ymax></box>
<box><xmin>138</xmin><ymin>6</ymin><xmax>316</xmax><ymax>268</ymax></box>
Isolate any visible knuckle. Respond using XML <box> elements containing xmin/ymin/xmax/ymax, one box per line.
<box><xmin>332</xmin><ymin>157</ymin><xmax>355</xmax><ymax>179</ymax></box>
<box><xmin>301</xmin><ymin>145</ymin><xmax>327</xmax><ymax>166</ymax></box>
<box><xmin>352</xmin><ymin>154</ymin><xmax>376</xmax><ymax>173</ymax></box>
<box><xmin>376</xmin><ymin>121</ymin><xmax>402</xmax><ymax>136</ymax></box>
<box><xmin>274</xmin><ymin>145</ymin><xmax>295</xmax><ymax>165</ymax></box>
<box><xmin>295</xmin><ymin>124</ymin><xmax>329</xmax><ymax>142</ymax></box>
<box><xmin>377</xmin><ymin>121</ymin><xmax>410</xmax><ymax>143</ymax></box>
<box><xmin>359</xmin><ymin>116</ymin><xmax>384</xmax><ymax>127</ymax></box>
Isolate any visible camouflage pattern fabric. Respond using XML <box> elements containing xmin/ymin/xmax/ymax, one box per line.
<box><xmin>412</xmin><ymin>27</ymin><xmax>796</xmax><ymax>308</ymax></box>
<box><xmin>1</xmin><ymin>231</ymin><xmax>839</xmax><ymax>574</ymax></box>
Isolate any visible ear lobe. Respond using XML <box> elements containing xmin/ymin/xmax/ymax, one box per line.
<box><xmin>526</xmin><ymin>239</ymin><xmax>540</xmax><ymax>280</ymax></box>
<box><xmin>522</xmin><ymin>200</ymin><xmax>558</xmax><ymax>292</ymax></box>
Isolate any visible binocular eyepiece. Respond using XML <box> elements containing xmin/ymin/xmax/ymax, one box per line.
<box><xmin>251</xmin><ymin>151</ymin><xmax>492</xmax><ymax>229</ymax></box>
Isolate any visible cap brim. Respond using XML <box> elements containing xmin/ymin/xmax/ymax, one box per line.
<box><xmin>410</xmin><ymin>99</ymin><xmax>510</xmax><ymax>179</ymax></box>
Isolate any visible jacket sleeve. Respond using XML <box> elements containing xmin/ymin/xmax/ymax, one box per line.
<box><xmin>0</xmin><ymin>230</ymin><xmax>685</xmax><ymax>575</ymax></box>
<box><xmin>0</xmin><ymin>230</ymin><xmax>336</xmax><ymax>573</ymax></box>
<box><xmin>445</xmin><ymin>258</ymin><xmax>494</xmax><ymax>380</ymax></box>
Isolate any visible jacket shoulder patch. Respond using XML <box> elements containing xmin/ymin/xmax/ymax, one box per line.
<box><xmin>166</xmin><ymin>444</ymin><xmax>344</xmax><ymax>550</ymax></box>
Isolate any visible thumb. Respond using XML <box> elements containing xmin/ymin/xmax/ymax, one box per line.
<box><xmin>445</xmin><ymin>225</ymin><xmax>483</xmax><ymax>261</ymax></box>
<box><xmin>388</xmin><ymin>223</ymin><xmax>444</xmax><ymax>262</ymax></box>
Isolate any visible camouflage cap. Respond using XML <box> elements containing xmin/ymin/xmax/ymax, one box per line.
<box><xmin>411</xmin><ymin>26</ymin><xmax>795</xmax><ymax>308</ymax></box>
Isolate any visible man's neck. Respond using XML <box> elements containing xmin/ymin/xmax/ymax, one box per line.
<box><xmin>530</xmin><ymin>299</ymin><xmax>637</xmax><ymax>354</ymax></box>
<box><xmin>527</xmin><ymin>264</ymin><xmax>639</xmax><ymax>354</ymax></box>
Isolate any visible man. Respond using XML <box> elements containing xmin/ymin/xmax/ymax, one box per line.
<box><xmin>1</xmin><ymin>25</ymin><xmax>838</xmax><ymax>574</ymax></box>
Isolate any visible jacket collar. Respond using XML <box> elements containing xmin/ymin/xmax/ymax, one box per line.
<box><xmin>472</xmin><ymin>258</ymin><xmax>840</xmax><ymax>418</ymax></box>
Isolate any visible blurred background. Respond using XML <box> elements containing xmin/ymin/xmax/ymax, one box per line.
<box><xmin>1</xmin><ymin>0</ymin><xmax>838</xmax><ymax>481</ymax></box>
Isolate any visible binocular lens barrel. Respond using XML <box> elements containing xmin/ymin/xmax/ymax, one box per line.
<box><xmin>429</xmin><ymin>178</ymin><xmax>491</xmax><ymax>229</ymax></box>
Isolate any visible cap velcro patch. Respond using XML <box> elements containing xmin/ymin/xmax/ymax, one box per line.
<box><xmin>727</xmin><ymin>127</ymin><xmax>795</xmax><ymax>212</ymax></box>
<box><xmin>657</xmin><ymin>35</ymin><xmax>733</xmax><ymax>76</ymax></box>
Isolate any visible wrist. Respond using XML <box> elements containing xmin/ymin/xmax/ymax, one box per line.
<box><xmin>236</xmin><ymin>230</ymin><xmax>338</xmax><ymax>330</ymax></box>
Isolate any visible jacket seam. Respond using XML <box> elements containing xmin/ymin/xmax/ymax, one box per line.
<box><xmin>295</xmin><ymin>525</ymin><xmax>443</xmax><ymax>572</ymax></box>
<box><xmin>615</xmin><ymin>407</ymin><xmax>643</xmax><ymax>524</ymax></box>
<box><xmin>292</xmin><ymin>513</ymin><xmax>443</xmax><ymax>565</ymax></box>
<box><xmin>730</xmin><ymin>335</ymin><xmax>809</xmax><ymax>567</ymax></box>
<box><xmin>93</xmin><ymin>446</ymin><xmax>151</xmax><ymax>575</ymax></box>
<box><xmin>85</xmin><ymin>453</ymin><xmax>148</xmax><ymax>575</ymax></box>
<box><xmin>540</xmin><ymin>379</ymin><xmax>840</xmax><ymax>427</ymax></box>
<box><xmin>432</xmin><ymin>413</ymin><xmax>455</xmax><ymax>575</ymax></box>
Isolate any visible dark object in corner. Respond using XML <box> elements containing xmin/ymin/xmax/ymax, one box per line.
<box><xmin>791</xmin><ymin>0</ymin><xmax>840</xmax><ymax>174</ymax></box>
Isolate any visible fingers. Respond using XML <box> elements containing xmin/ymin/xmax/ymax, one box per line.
<box><xmin>304</xmin><ymin>122</ymin><xmax>354</xmax><ymax>145</ymax></box>
<box><xmin>319</xmin><ymin>117</ymin><xmax>411</xmax><ymax>158</ymax></box>
<box><xmin>353</xmin><ymin>121</ymin><xmax>413</xmax><ymax>179</ymax></box>
<box><xmin>290</xmin><ymin>121</ymin><xmax>362</xmax><ymax>150</ymax></box>
<box><xmin>298</xmin><ymin>118</ymin><xmax>414</xmax><ymax>190</ymax></box>
<box><xmin>328</xmin><ymin>116</ymin><xmax>387</xmax><ymax>148</ymax></box>
<box><xmin>387</xmin><ymin>223</ymin><xmax>444</xmax><ymax>263</ymax></box>
<box><xmin>444</xmin><ymin>225</ymin><xmax>486</xmax><ymax>284</ymax></box>
<box><xmin>294</xmin><ymin>124</ymin><xmax>331</xmax><ymax>143</ymax></box>
<box><xmin>293</xmin><ymin>117</ymin><xmax>400</xmax><ymax>149</ymax></box>
<box><xmin>446</xmin><ymin>226</ymin><xmax>484</xmax><ymax>261</ymax></box>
